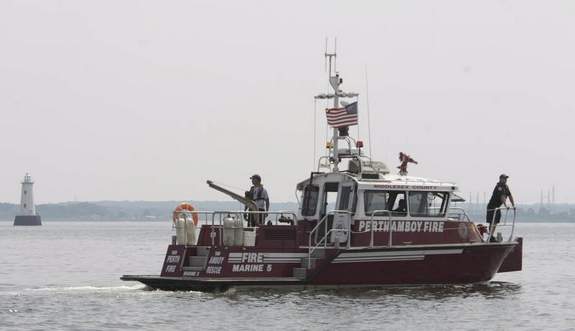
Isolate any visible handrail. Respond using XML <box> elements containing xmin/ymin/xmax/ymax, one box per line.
<box><xmin>175</xmin><ymin>210</ymin><xmax>297</xmax><ymax>225</ymax></box>
<box><xmin>308</xmin><ymin>210</ymin><xmax>352</xmax><ymax>268</ymax></box>
<box><xmin>354</xmin><ymin>210</ymin><xmax>471</xmax><ymax>249</ymax></box>
<box><xmin>294</xmin><ymin>188</ymin><xmax>301</xmax><ymax>204</ymax></box>
<box><xmin>486</xmin><ymin>206</ymin><xmax>517</xmax><ymax>242</ymax></box>
<box><xmin>368</xmin><ymin>210</ymin><xmax>393</xmax><ymax>247</ymax></box>
<box><xmin>173</xmin><ymin>210</ymin><xmax>298</xmax><ymax>247</ymax></box>
<box><xmin>445</xmin><ymin>207</ymin><xmax>472</xmax><ymax>222</ymax></box>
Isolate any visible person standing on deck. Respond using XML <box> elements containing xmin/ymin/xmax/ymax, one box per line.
<box><xmin>486</xmin><ymin>174</ymin><xmax>515</xmax><ymax>241</ymax></box>
<box><xmin>247</xmin><ymin>175</ymin><xmax>269</xmax><ymax>226</ymax></box>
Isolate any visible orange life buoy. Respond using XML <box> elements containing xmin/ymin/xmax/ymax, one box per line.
<box><xmin>172</xmin><ymin>203</ymin><xmax>199</xmax><ymax>225</ymax></box>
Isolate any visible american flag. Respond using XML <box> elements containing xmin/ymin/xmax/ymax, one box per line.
<box><xmin>326</xmin><ymin>102</ymin><xmax>358</xmax><ymax>128</ymax></box>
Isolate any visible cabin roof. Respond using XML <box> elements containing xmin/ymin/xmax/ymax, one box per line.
<box><xmin>356</xmin><ymin>173</ymin><xmax>457</xmax><ymax>191</ymax></box>
<box><xmin>297</xmin><ymin>171</ymin><xmax>457</xmax><ymax>192</ymax></box>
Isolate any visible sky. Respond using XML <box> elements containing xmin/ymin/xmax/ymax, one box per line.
<box><xmin>1</xmin><ymin>0</ymin><xmax>574</xmax><ymax>204</ymax></box>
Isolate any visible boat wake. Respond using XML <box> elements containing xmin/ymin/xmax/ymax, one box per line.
<box><xmin>28</xmin><ymin>284</ymin><xmax>146</xmax><ymax>292</ymax></box>
<box><xmin>1</xmin><ymin>284</ymin><xmax>146</xmax><ymax>296</ymax></box>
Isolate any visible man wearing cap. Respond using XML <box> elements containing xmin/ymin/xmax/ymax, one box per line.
<box><xmin>486</xmin><ymin>174</ymin><xmax>515</xmax><ymax>242</ymax></box>
<box><xmin>246</xmin><ymin>175</ymin><xmax>269</xmax><ymax>226</ymax></box>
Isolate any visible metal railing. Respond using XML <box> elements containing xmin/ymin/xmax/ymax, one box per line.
<box><xmin>367</xmin><ymin>210</ymin><xmax>393</xmax><ymax>247</ymax></box>
<box><xmin>308</xmin><ymin>210</ymin><xmax>352</xmax><ymax>268</ymax></box>
<box><xmin>367</xmin><ymin>210</ymin><xmax>478</xmax><ymax>248</ymax></box>
<box><xmin>306</xmin><ymin>209</ymin><xmax>398</xmax><ymax>267</ymax></box>
<box><xmin>486</xmin><ymin>206</ymin><xmax>517</xmax><ymax>242</ymax></box>
<box><xmin>173</xmin><ymin>210</ymin><xmax>298</xmax><ymax>246</ymax></box>
<box><xmin>446</xmin><ymin>207</ymin><xmax>472</xmax><ymax>222</ymax></box>
<box><xmin>304</xmin><ymin>205</ymin><xmax>515</xmax><ymax>267</ymax></box>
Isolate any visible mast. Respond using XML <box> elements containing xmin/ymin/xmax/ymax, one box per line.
<box><xmin>314</xmin><ymin>42</ymin><xmax>359</xmax><ymax>171</ymax></box>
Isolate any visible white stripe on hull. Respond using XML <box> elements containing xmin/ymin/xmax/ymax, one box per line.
<box><xmin>228</xmin><ymin>252</ymin><xmax>307</xmax><ymax>264</ymax></box>
<box><xmin>225</xmin><ymin>249</ymin><xmax>463</xmax><ymax>264</ymax></box>
<box><xmin>333</xmin><ymin>248</ymin><xmax>463</xmax><ymax>263</ymax></box>
<box><xmin>333</xmin><ymin>256</ymin><xmax>424</xmax><ymax>263</ymax></box>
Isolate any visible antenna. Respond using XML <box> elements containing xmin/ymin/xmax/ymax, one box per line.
<box><xmin>313</xmin><ymin>98</ymin><xmax>317</xmax><ymax>168</ymax></box>
<box><xmin>325</xmin><ymin>38</ymin><xmax>337</xmax><ymax>79</ymax></box>
<box><xmin>334</xmin><ymin>38</ymin><xmax>337</xmax><ymax>71</ymax></box>
<box><xmin>364</xmin><ymin>65</ymin><xmax>373</xmax><ymax>160</ymax></box>
<box><xmin>324</xmin><ymin>37</ymin><xmax>328</xmax><ymax>72</ymax></box>
<box><xmin>315</xmin><ymin>39</ymin><xmax>358</xmax><ymax>172</ymax></box>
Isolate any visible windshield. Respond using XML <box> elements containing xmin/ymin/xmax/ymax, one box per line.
<box><xmin>364</xmin><ymin>190</ymin><xmax>407</xmax><ymax>217</ymax></box>
<box><xmin>408</xmin><ymin>191</ymin><xmax>449</xmax><ymax>217</ymax></box>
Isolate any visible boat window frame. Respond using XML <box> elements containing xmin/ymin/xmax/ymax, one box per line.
<box><xmin>363</xmin><ymin>190</ymin><xmax>408</xmax><ymax>217</ymax></box>
<box><xmin>363</xmin><ymin>190</ymin><xmax>388</xmax><ymax>216</ymax></box>
<box><xmin>338</xmin><ymin>185</ymin><xmax>353</xmax><ymax>212</ymax></box>
<box><xmin>407</xmin><ymin>191</ymin><xmax>450</xmax><ymax>218</ymax></box>
<box><xmin>301</xmin><ymin>184</ymin><xmax>320</xmax><ymax>217</ymax></box>
<box><xmin>320</xmin><ymin>182</ymin><xmax>340</xmax><ymax>218</ymax></box>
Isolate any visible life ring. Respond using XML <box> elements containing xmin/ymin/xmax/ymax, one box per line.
<box><xmin>172</xmin><ymin>203</ymin><xmax>199</xmax><ymax>226</ymax></box>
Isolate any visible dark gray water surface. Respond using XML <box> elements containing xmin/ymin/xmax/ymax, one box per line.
<box><xmin>1</xmin><ymin>222</ymin><xmax>573</xmax><ymax>330</ymax></box>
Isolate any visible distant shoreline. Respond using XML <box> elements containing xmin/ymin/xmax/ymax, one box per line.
<box><xmin>1</xmin><ymin>201</ymin><xmax>573</xmax><ymax>223</ymax></box>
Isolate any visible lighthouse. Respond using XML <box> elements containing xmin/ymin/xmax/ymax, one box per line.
<box><xmin>13</xmin><ymin>173</ymin><xmax>42</xmax><ymax>226</ymax></box>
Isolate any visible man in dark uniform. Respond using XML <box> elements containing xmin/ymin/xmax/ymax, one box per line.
<box><xmin>246</xmin><ymin>174</ymin><xmax>270</xmax><ymax>226</ymax></box>
<box><xmin>486</xmin><ymin>174</ymin><xmax>515</xmax><ymax>241</ymax></box>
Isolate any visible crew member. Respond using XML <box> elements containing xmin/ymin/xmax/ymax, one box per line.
<box><xmin>247</xmin><ymin>174</ymin><xmax>270</xmax><ymax>226</ymax></box>
<box><xmin>393</xmin><ymin>198</ymin><xmax>407</xmax><ymax>216</ymax></box>
<box><xmin>486</xmin><ymin>174</ymin><xmax>515</xmax><ymax>242</ymax></box>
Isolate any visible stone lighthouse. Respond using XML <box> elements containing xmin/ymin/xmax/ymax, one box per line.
<box><xmin>13</xmin><ymin>173</ymin><xmax>42</xmax><ymax>226</ymax></box>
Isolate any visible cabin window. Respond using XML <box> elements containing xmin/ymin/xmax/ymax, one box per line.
<box><xmin>364</xmin><ymin>191</ymin><xmax>407</xmax><ymax>217</ymax></box>
<box><xmin>364</xmin><ymin>190</ymin><xmax>387</xmax><ymax>216</ymax></box>
<box><xmin>301</xmin><ymin>185</ymin><xmax>319</xmax><ymax>216</ymax></box>
<box><xmin>388</xmin><ymin>191</ymin><xmax>408</xmax><ymax>216</ymax></box>
<box><xmin>408</xmin><ymin>191</ymin><xmax>448</xmax><ymax>217</ymax></box>
<box><xmin>338</xmin><ymin>186</ymin><xmax>352</xmax><ymax>211</ymax></box>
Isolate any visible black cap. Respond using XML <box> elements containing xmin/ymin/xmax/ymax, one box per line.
<box><xmin>500</xmin><ymin>174</ymin><xmax>509</xmax><ymax>179</ymax></box>
<box><xmin>250</xmin><ymin>174</ymin><xmax>261</xmax><ymax>181</ymax></box>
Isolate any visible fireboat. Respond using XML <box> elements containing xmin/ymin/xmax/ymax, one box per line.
<box><xmin>121</xmin><ymin>50</ymin><xmax>523</xmax><ymax>291</ymax></box>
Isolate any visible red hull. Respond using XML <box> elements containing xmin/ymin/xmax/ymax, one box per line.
<box><xmin>122</xmin><ymin>219</ymin><xmax>522</xmax><ymax>291</ymax></box>
<box><xmin>122</xmin><ymin>240</ymin><xmax>518</xmax><ymax>291</ymax></box>
<box><xmin>311</xmin><ymin>244</ymin><xmax>514</xmax><ymax>285</ymax></box>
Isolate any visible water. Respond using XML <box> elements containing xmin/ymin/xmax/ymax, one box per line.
<box><xmin>1</xmin><ymin>222</ymin><xmax>574</xmax><ymax>331</ymax></box>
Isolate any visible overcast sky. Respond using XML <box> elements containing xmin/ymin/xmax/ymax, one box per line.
<box><xmin>1</xmin><ymin>1</ymin><xmax>573</xmax><ymax>204</ymax></box>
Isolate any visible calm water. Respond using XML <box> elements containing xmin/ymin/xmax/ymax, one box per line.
<box><xmin>0</xmin><ymin>221</ymin><xmax>574</xmax><ymax>331</ymax></box>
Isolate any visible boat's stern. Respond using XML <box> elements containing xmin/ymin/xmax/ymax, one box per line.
<box><xmin>160</xmin><ymin>244</ymin><xmax>194</xmax><ymax>277</ymax></box>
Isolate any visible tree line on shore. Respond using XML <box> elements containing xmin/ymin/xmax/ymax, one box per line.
<box><xmin>0</xmin><ymin>201</ymin><xmax>573</xmax><ymax>222</ymax></box>
<box><xmin>0</xmin><ymin>201</ymin><xmax>298</xmax><ymax>221</ymax></box>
